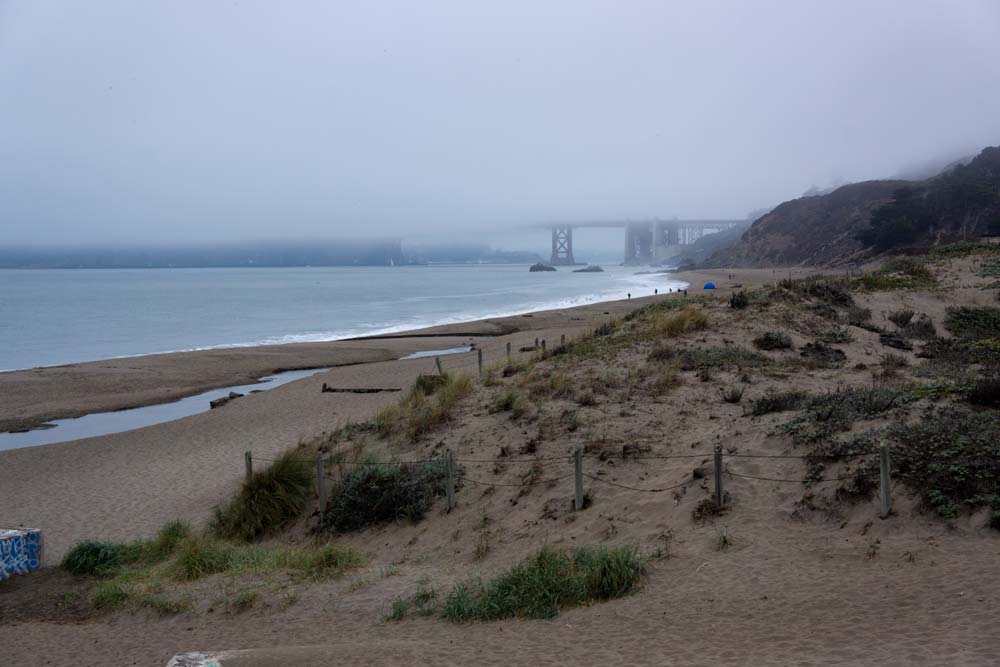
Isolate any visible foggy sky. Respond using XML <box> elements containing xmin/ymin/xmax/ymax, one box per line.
<box><xmin>2</xmin><ymin>1</ymin><xmax>999</xmax><ymax>247</ymax></box>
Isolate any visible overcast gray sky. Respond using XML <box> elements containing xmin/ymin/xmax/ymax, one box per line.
<box><xmin>1</xmin><ymin>1</ymin><xmax>999</xmax><ymax>247</ymax></box>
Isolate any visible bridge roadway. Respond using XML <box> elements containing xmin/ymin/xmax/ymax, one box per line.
<box><xmin>543</xmin><ymin>219</ymin><xmax>744</xmax><ymax>266</ymax></box>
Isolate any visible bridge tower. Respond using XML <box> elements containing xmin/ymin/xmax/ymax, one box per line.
<box><xmin>550</xmin><ymin>226</ymin><xmax>576</xmax><ymax>266</ymax></box>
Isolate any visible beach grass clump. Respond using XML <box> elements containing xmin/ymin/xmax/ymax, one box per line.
<box><xmin>211</xmin><ymin>448</ymin><xmax>313</xmax><ymax>542</ymax></box>
<box><xmin>887</xmin><ymin>308</ymin><xmax>916</xmax><ymax>328</ymax></box>
<box><xmin>721</xmin><ymin>385</ymin><xmax>745</xmax><ymax>404</ymax></box>
<box><xmin>671</xmin><ymin>346</ymin><xmax>772</xmax><ymax>371</ymax></box>
<box><xmin>653</xmin><ymin>306</ymin><xmax>709</xmax><ymax>338</ymax></box>
<box><xmin>745</xmin><ymin>389</ymin><xmax>809</xmax><ymax>416</ymax></box>
<box><xmin>63</xmin><ymin>520</ymin><xmax>194</xmax><ymax>576</ymax></box>
<box><xmin>817</xmin><ymin>327</ymin><xmax>854</xmax><ymax>344</ymax></box>
<box><xmin>323</xmin><ymin>459</ymin><xmax>450</xmax><ymax>532</ymax></box>
<box><xmin>880</xmin><ymin>353</ymin><xmax>910</xmax><ymax>371</ymax></box>
<box><xmin>374</xmin><ymin>373</ymin><xmax>472</xmax><ymax>441</ymax></box>
<box><xmin>649</xmin><ymin>363</ymin><xmax>682</xmax><ymax>395</ymax></box>
<box><xmin>63</xmin><ymin>541</ymin><xmax>141</xmax><ymax>577</ymax></box>
<box><xmin>753</xmin><ymin>331</ymin><xmax>793</xmax><ymax>351</ymax></box>
<box><xmin>441</xmin><ymin>545</ymin><xmax>646</xmax><ymax>621</ymax></box>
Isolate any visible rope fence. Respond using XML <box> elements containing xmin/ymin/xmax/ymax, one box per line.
<box><xmin>244</xmin><ymin>441</ymin><xmax>918</xmax><ymax>522</ymax></box>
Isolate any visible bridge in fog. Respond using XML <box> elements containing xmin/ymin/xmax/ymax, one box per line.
<box><xmin>542</xmin><ymin>219</ymin><xmax>744</xmax><ymax>266</ymax></box>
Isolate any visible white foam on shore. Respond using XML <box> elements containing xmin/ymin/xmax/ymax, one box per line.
<box><xmin>0</xmin><ymin>273</ymin><xmax>688</xmax><ymax>372</ymax></box>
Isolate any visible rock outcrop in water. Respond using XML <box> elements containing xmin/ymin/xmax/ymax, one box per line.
<box><xmin>573</xmin><ymin>265</ymin><xmax>604</xmax><ymax>273</ymax></box>
<box><xmin>529</xmin><ymin>263</ymin><xmax>557</xmax><ymax>272</ymax></box>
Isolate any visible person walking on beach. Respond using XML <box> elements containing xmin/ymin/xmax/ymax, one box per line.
<box><xmin>627</xmin><ymin>292</ymin><xmax>631</xmax><ymax>299</ymax></box>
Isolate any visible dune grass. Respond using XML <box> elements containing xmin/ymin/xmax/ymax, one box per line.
<box><xmin>62</xmin><ymin>520</ymin><xmax>194</xmax><ymax>576</ymax></box>
<box><xmin>211</xmin><ymin>448</ymin><xmax>314</xmax><ymax>542</ymax></box>
<box><xmin>653</xmin><ymin>306</ymin><xmax>709</xmax><ymax>338</ymax></box>
<box><xmin>374</xmin><ymin>373</ymin><xmax>472</xmax><ymax>442</ymax></box>
<box><xmin>442</xmin><ymin>545</ymin><xmax>646</xmax><ymax>621</ymax></box>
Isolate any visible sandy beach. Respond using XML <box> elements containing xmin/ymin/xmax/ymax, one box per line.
<box><xmin>5</xmin><ymin>263</ymin><xmax>997</xmax><ymax>667</ymax></box>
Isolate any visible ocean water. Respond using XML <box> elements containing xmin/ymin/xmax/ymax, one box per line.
<box><xmin>0</xmin><ymin>265</ymin><xmax>684</xmax><ymax>371</ymax></box>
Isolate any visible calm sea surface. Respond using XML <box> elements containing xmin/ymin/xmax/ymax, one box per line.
<box><xmin>0</xmin><ymin>265</ymin><xmax>684</xmax><ymax>371</ymax></box>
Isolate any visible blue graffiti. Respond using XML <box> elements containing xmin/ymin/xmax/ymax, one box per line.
<box><xmin>0</xmin><ymin>529</ymin><xmax>43</xmax><ymax>580</ymax></box>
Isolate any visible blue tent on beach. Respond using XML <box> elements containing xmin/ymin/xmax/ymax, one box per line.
<box><xmin>703</xmin><ymin>282</ymin><xmax>716</xmax><ymax>289</ymax></box>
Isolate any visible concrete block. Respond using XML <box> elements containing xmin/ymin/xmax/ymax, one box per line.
<box><xmin>0</xmin><ymin>528</ymin><xmax>43</xmax><ymax>580</ymax></box>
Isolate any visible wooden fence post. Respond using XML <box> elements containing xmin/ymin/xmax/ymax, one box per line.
<box><xmin>477</xmin><ymin>348</ymin><xmax>484</xmax><ymax>380</ymax></box>
<box><xmin>446</xmin><ymin>449</ymin><xmax>455</xmax><ymax>513</ymax></box>
<box><xmin>534</xmin><ymin>337</ymin><xmax>539</xmax><ymax>349</ymax></box>
<box><xmin>506</xmin><ymin>341</ymin><xmax>511</xmax><ymax>361</ymax></box>
<box><xmin>561</xmin><ymin>334</ymin><xmax>566</xmax><ymax>347</ymax></box>
<box><xmin>574</xmin><ymin>447</ymin><xmax>584</xmax><ymax>511</ymax></box>
<box><xmin>541</xmin><ymin>339</ymin><xmax>547</xmax><ymax>354</ymax></box>
<box><xmin>315</xmin><ymin>452</ymin><xmax>326</xmax><ymax>524</ymax></box>
<box><xmin>879</xmin><ymin>444</ymin><xmax>892</xmax><ymax>517</ymax></box>
<box><xmin>435</xmin><ymin>356</ymin><xmax>444</xmax><ymax>376</ymax></box>
<box><xmin>244</xmin><ymin>451</ymin><xmax>253</xmax><ymax>483</ymax></box>
<box><xmin>713</xmin><ymin>445</ymin><xmax>724</xmax><ymax>507</ymax></box>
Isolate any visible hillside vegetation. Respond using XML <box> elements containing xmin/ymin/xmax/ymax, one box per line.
<box><xmin>711</xmin><ymin>145</ymin><xmax>1000</xmax><ymax>267</ymax></box>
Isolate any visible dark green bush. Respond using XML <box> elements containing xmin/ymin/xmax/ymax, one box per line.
<box><xmin>887</xmin><ymin>309</ymin><xmax>915</xmax><ymax>328</ymax></box>
<box><xmin>944</xmin><ymin>306</ymin><xmax>1000</xmax><ymax>341</ymax></box>
<box><xmin>323</xmin><ymin>459</ymin><xmax>450</xmax><ymax>532</ymax></box>
<box><xmin>967</xmin><ymin>375</ymin><xmax>1000</xmax><ymax>407</ymax></box>
<box><xmin>800</xmin><ymin>341</ymin><xmax>847</xmax><ymax>368</ymax></box>
<box><xmin>883</xmin><ymin>407</ymin><xmax>1000</xmax><ymax>517</ymax></box>
<box><xmin>753</xmin><ymin>331</ymin><xmax>793</xmax><ymax>351</ymax></box>
<box><xmin>729</xmin><ymin>291</ymin><xmax>749</xmax><ymax>309</ymax></box>
<box><xmin>442</xmin><ymin>546</ymin><xmax>645</xmax><ymax>621</ymax></box>
<box><xmin>212</xmin><ymin>448</ymin><xmax>314</xmax><ymax>541</ymax></box>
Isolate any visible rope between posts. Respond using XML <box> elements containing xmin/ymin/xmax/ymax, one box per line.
<box><xmin>583</xmin><ymin>473</ymin><xmax>694</xmax><ymax>493</ymax></box>
<box><xmin>727</xmin><ymin>471</ymin><xmax>859</xmax><ymax>484</ymax></box>
<box><xmin>461</xmin><ymin>473</ymin><xmax>576</xmax><ymax>488</ymax></box>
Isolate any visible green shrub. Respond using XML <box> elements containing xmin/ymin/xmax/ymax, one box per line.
<box><xmin>882</xmin><ymin>407</ymin><xmax>1000</xmax><ymax>517</ymax></box>
<box><xmin>442</xmin><ymin>546</ymin><xmax>646</xmax><ymax>621</ymax></box>
<box><xmin>944</xmin><ymin>306</ymin><xmax>1000</xmax><ymax>341</ymax></box>
<box><xmin>753</xmin><ymin>331</ymin><xmax>793</xmax><ymax>351</ymax></box>
<box><xmin>855</xmin><ymin>258</ymin><xmax>937</xmax><ymax>290</ymax></box>
<box><xmin>323</xmin><ymin>459</ymin><xmax>450</xmax><ymax>532</ymax></box>
<box><xmin>800</xmin><ymin>341</ymin><xmax>847</xmax><ymax>369</ymax></box>
<box><xmin>967</xmin><ymin>375</ymin><xmax>1000</xmax><ymax>408</ymax></box>
<box><xmin>62</xmin><ymin>541</ymin><xmax>139</xmax><ymax>576</ymax></box>
<box><xmin>729</xmin><ymin>291</ymin><xmax>750</xmax><ymax>309</ymax></box>
<box><xmin>212</xmin><ymin>448</ymin><xmax>314</xmax><ymax>541</ymax></box>
<box><xmin>928</xmin><ymin>241</ymin><xmax>999</xmax><ymax>259</ymax></box>
<box><xmin>904</xmin><ymin>315</ymin><xmax>937</xmax><ymax>340</ymax></box>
